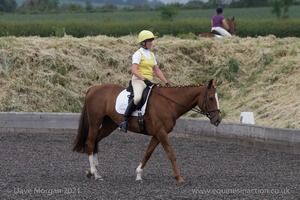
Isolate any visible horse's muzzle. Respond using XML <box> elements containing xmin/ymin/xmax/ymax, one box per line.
<box><xmin>210</xmin><ymin>115</ymin><xmax>222</xmax><ymax>127</ymax></box>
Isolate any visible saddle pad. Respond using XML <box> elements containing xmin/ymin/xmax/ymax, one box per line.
<box><xmin>115</xmin><ymin>89</ymin><xmax>150</xmax><ymax>116</ymax></box>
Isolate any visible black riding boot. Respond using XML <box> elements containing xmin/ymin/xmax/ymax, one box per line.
<box><xmin>119</xmin><ymin>100</ymin><xmax>136</xmax><ymax>133</ymax></box>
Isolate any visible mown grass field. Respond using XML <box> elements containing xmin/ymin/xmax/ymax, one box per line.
<box><xmin>1</xmin><ymin>6</ymin><xmax>300</xmax><ymax>38</ymax></box>
<box><xmin>1</xmin><ymin>5</ymin><xmax>300</xmax><ymax>21</ymax></box>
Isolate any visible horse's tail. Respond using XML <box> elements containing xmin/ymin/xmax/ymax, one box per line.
<box><xmin>72</xmin><ymin>100</ymin><xmax>89</xmax><ymax>153</ymax></box>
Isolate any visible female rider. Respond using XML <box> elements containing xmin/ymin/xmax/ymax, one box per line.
<box><xmin>211</xmin><ymin>7</ymin><xmax>232</xmax><ymax>37</ymax></box>
<box><xmin>119</xmin><ymin>30</ymin><xmax>169</xmax><ymax>132</ymax></box>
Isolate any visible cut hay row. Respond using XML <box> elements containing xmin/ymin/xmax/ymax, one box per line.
<box><xmin>0</xmin><ymin>35</ymin><xmax>299</xmax><ymax>129</ymax></box>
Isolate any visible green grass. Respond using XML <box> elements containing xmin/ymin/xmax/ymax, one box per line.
<box><xmin>1</xmin><ymin>5</ymin><xmax>300</xmax><ymax>22</ymax></box>
<box><xmin>0</xmin><ymin>6</ymin><xmax>300</xmax><ymax>38</ymax></box>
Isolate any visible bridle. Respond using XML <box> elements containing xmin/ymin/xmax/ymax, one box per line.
<box><xmin>151</xmin><ymin>85</ymin><xmax>221</xmax><ymax>119</ymax></box>
<box><xmin>200</xmin><ymin>86</ymin><xmax>221</xmax><ymax>120</ymax></box>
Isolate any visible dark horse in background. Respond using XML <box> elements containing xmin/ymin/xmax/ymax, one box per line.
<box><xmin>72</xmin><ymin>79</ymin><xmax>221</xmax><ymax>184</ymax></box>
<box><xmin>199</xmin><ymin>17</ymin><xmax>236</xmax><ymax>38</ymax></box>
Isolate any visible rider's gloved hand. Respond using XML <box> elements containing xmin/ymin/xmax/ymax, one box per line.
<box><xmin>144</xmin><ymin>79</ymin><xmax>154</xmax><ymax>87</ymax></box>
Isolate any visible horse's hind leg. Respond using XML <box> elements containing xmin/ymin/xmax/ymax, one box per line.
<box><xmin>136</xmin><ymin>136</ymin><xmax>160</xmax><ymax>181</ymax></box>
<box><xmin>93</xmin><ymin>116</ymin><xmax>118</xmax><ymax>166</ymax></box>
<box><xmin>86</xmin><ymin>118</ymin><xmax>103</xmax><ymax>180</ymax></box>
<box><xmin>87</xmin><ymin>116</ymin><xmax>118</xmax><ymax>180</ymax></box>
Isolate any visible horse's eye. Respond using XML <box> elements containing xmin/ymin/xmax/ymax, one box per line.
<box><xmin>209</xmin><ymin>97</ymin><xmax>214</xmax><ymax>101</ymax></box>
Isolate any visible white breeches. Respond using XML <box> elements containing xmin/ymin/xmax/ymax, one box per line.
<box><xmin>132</xmin><ymin>76</ymin><xmax>147</xmax><ymax>105</ymax></box>
<box><xmin>211</xmin><ymin>27</ymin><xmax>232</xmax><ymax>37</ymax></box>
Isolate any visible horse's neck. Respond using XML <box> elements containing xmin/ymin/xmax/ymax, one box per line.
<box><xmin>229</xmin><ymin>21</ymin><xmax>235</xmax><ymax>35</ymax></box>
<box><xmin>156</xmin><ymin>85</ymin><xmax>205</xmax><ymax>117</ymax></box>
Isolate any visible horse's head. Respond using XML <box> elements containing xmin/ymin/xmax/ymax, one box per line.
<box><xmin>228</xmin><ymin>17</ymin><xmax>236</xmax><ymax>35</ymax></box>
<box><xmin>199</xmin><ymin>79</ymin><xmax>222</xmax><ymax>127</ymax></box>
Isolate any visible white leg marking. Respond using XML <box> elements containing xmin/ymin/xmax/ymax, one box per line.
<box><xmin>93</xmin><ymin>153</ymin><xmax>99</xmax><ymax>166</ymax></box>
<box><xmin>88</xmin><ymin>154</ymin><xmax>103</xmax><ymax>180</ymax></box>
<box><xmin>89</xmin><ymin>154</ymin><xmax>97</xmax><ymax>174</ymax></box>
<box><xmin>136</xmin><ymin>163</ymin><xmax>143</xmax><ymax>181</ymax></box>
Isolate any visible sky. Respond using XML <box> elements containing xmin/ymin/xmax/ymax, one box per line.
<box><xmin>160</xmin><ymin>0</ymin><xmax>208</xmax><ymax>3</ymax></box>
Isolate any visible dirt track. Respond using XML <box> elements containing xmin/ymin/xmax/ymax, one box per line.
<box><xmin>0</xmin><ymin>131</ymin><xmax>299</xmax><ymax>200</ymax></box>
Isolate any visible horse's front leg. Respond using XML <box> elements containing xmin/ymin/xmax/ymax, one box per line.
<box><xmin>136</xmin><ymin>136</ymin><xmax>160</xmax><ymax>181</ymax></box>
<box><xmin>157</xmin><ymin>133</ymin><xmax>186</xmax><ymax>184</ymax></box>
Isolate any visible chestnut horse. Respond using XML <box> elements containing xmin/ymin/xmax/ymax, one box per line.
<box><xmin>199</xmin><ymin>17</ymin><xmax>236</xmax><ymax>38</ymax></box>
<box><xmin>72</xmin><ymin>79</ymin><xmax>221</xmax><ymax>184</ymax></box>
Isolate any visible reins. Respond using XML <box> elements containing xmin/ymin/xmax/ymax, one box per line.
<box><xmin>151</xmin><ymin>85</ymin><xmax>219</xmax><ymax>117</ymax></box>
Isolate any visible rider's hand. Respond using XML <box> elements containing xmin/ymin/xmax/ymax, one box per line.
<box><xmin>144</xmin><ymin>79</ymin><xmax>154</xmax><ymax>87</ymax></box>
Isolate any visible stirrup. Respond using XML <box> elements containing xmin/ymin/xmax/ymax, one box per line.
<box><xmin>119</xmin><ymin>121</ymin><xmax>128</xmax><ymax>133</ymax></box>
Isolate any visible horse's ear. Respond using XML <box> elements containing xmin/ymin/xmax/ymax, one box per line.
<box><xmin>228</xmin><ymin>17</ymin><xmax>235</xmax><ymax>21</ymax></box>
<box><xmin>208</xmin><ymin>79</ymin><xmax>214</xmax><ymax>88</ymax></box>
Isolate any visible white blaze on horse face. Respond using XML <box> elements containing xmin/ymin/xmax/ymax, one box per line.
<box><xmin>215</xmin><ymin>93</ymin><xmax>220</xmax><ymax>110</ymax></box>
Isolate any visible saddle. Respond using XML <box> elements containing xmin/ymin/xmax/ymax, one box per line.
<box><xmin>115</xmin><ymin>81</ymin><xmax>154</xmax><ymax>134</ymax></box>
<box><xmin>125</xmin><ymin>80</ymin><xmax>151</xmax><ymax>110</ymax></box>
<box><xmin>211</xmin><ymin>30</ymin><xmax>222</xmax><ymax>36</ymax></box>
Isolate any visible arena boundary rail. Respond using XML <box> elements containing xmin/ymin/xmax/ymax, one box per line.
<box><xmin>0</xmin><ymin>112</ymin><xmax>299</xmax><ymax>154</ymax></box>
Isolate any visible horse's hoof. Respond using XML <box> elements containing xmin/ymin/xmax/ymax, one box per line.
<box><xmin>136</xmin><ymin>180</ymin><xmax>144</xmax><ymax>184</ymax></box>
<box><xmin>176</xmin><ymin>176</ymin><xmax>186</xmax><ymax>184</ymax></box>
<box><xmin>94</xmin><ymin>173</ymin><xmax>103</xmax><ymax>180</ymax></box>
<box><xmin>86</xmin><ymin>170</ymin><xmax>92</xmax><ymax>179</ymax></box>
<box><xmin>95</xmin><ymin>175</ymin><xmax>103</xmax><ymax>181</ymax></box>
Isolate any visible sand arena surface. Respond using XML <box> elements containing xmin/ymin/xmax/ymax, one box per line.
<box><xmin>1</xmin><ymin>131</ymin><xmax>299</xmax><ymax>199</ymax></box>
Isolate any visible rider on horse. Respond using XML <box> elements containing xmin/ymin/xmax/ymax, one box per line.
<box><xmin>211</xmin><ymin>7</ymin><xmax>232</xmax><ymax>37</ymax></box>
<box><xmin>119</xmin><ymin>30</ymin><xmax>169</xmax><ymax>133</ymax></box>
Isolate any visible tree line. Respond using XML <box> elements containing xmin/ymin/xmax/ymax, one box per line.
<box><xmin>0</xmin><ymin>0</ymin><xmax>299</xmax><ymax>19</ymax></box>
